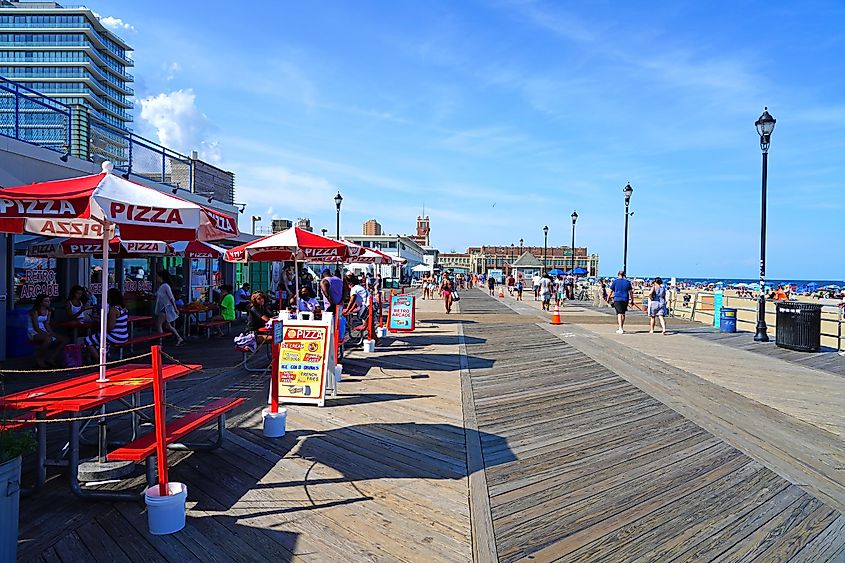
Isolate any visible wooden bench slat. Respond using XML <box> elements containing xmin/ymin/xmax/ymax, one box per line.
<box><xmin>107</xmin><ymin>397</ymin><xmax>245</xmax><ymax>462</ymax></box>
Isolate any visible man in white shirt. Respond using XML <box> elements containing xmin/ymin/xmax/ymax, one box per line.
<box><xmin>346</xmin><ymin>274</ymin><xmax>370</xmax><ymax>322</ymax></box>
<box><xmin>539</xmin><ymin>275</ymin><xmax>553</xmax><ymax>310</ymax></box>
<box><xmin>532</xmin><ymin>274</ymin><xmax>542</xmax><ymax>301</ymax></box>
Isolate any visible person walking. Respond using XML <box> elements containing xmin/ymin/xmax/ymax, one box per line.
<box><xmin>539</xmin><ymin>274</ymin><xmax>553</xmax><ymax>311</ymax></box>
<box><xmin>532</xmin><ymin>273</ymin><xmax>541</xmax><ymax>301</ymax></box>
<box><xmin>486</xmin><ymin>274</ymin><xmax>496</xmax><ymax>296</ymax></box>
<box><xmin>154</xmin><ymin>270</ymin><xmax>185</xmax><ymax>345</ymax></box>
<box><xmin>515</xmin><ymin>274</ymin><xmax>524</xmax><ymax>301</ymax></box>
<box><xmin>441</xmin><ymin>274</ymin><xmax>454</xmax><ymax>313</ymax></box>
<box><xmin>608</xmin><ymin>270</ymin><xmax>634</xmax><ymax>334</ymax></box>
<box><xmin>647</xmin><ymin>277</ymin><xmax>668</xmax><ymax>334</ymax></box>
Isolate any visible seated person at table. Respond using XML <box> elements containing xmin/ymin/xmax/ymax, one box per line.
<box><xmin>345</xmin><ymin>274</ymin><xmax>370</xmax><ymax>323</ymax></box>
<box><xmin>208</xmin><ymin>285</ymin><xmax>235</xmax><ymax>336</ymax></box>
<box><xmin>65</xmin><ymin>285</ymin><xmax>93</xmax><ymax>321</ymax></box>
<box><xmin>83</xmin><ymin>288</ymin><xmax>128</xmax><ymax>363</ymax></box>
<box><xmin>29</xmin><ymin>294</ymin><xmax>67</xmax><ymax>368</ymax></box>
<box><xmin>235</xmin><ymin>283</ymin><xmax>251</xmax><ymax>313</ymax></box>
<box><xmin>247</xmin><ymin>292</ymin><xmax>274</xmax><ymax>343</ymax></box>
<box><xmin>173</xmin><ymin>288</ymin><xmax>185</xmax><ymax>307</ymax></box>
<box><xmin>298</xmin><ymin>286</ymin><xmax>322</xmax><ymax>315</ymax></box>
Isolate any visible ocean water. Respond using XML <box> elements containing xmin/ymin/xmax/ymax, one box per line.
<box><xmin>658</xmin><ymin>277</ymin><xmax>843</xmax><ymax>289</ymax></box>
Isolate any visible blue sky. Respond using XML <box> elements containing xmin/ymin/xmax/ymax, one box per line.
<box><xmin>97</xmin><ymin>0</ymin><xmax>845</xmax><ymax>279</ymax></box>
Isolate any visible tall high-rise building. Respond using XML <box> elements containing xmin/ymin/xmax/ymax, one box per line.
<box><xmin>271</xmin><ymin>218</ymin><xmax>293</xmax><ymax>233</ymax></box>
<box><xmin>295</xmin><ymin>217</ymin><xmax>312</xmax><ymax>232</ymax></box>
<box><xmin>0</xmin><ymin>1</ymin><xmax>134</xmax><ymax>153</ymax></box>
<box><xmin>362</xmin><ymin>219</ymin><xmax>382</xmax><ymax>235</ymax></box>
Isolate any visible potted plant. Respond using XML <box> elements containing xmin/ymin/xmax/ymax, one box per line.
<box><xmin>1</xmin><ymin>383</ymin><xmax>36</xmax><ymax>563</ymax></box>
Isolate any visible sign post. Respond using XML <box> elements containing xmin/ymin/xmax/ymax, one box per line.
<box><xmin>276</xmin><ymin>320</ymin><xmax>331</xmax><ymax>406</ymax></box>
<box><xmin>150</xmin><ymin>345</ymin><xmax>169</xmax><ymax>496</ymax></box>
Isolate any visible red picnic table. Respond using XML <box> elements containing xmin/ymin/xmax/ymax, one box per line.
<box><xmin>0</xmin><ymin>362</ymin><xmax>200</xmax><ymax>500</ymax></box>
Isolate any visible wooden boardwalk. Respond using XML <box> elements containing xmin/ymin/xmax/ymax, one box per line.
<box><xmin>13</xmin><ymin>297</ymin><xmax>472</xmax><ymax>562</ymax></box>
<box><xmin>459</xmin><ymin>290</ymin><xmax>845</xmax><ymax>562</ymax></box>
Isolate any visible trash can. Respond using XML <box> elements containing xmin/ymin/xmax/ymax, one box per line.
<box><xmin>775</xmin><ymin>301</ymin><xmax>822</xmax><ymax>352</ymax></box>
<box><xmin>720</xmin><ymin>308</ymin><xmax>737</xmax><ymax>333</ymax></box>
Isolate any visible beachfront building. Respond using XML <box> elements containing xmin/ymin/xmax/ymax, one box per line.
<box><xmin>466</xmin><ymin>245</ymin><xmax>599</xmax><ymax>276</ymax></box>
<box><xmin>439</xmin><ymin>252</ymin><xmax>471</xmax><ymax>274</ymax></box>
<box><xmin>343</xmin><ymin>233</ymin><xmax>425</xmax><ymax>280</ymax></box>
<box><xmin>0</xmin><ymin>1</ymin><xmax>134</xmax><ymax>158</ymax></box>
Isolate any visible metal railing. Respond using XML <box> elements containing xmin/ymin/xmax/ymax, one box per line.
<box><xmin>0</xmin><ymin>75</ymin><xmax>192</xmax><ymax>191</ymax></box>
<box><xmin>0</xmin><ymin>75</ymin><xmax>70</xmax><ymax>153</ymax></box>
<box><xmin>665</xmin><ymin>290</ymin><xmax>844</xmax><ymax>352</ymax></box>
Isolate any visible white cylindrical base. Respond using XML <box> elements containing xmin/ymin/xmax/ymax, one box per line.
<box><xmin>363</xmin><ymin>339</ymin><xmax>376</xmax><ymax>353</ymax></box>
<box><xmin>376</xmin><ymin>327</ymin><xmax>387</xmax><ymax>338</ymax></box>
<box><xmin>144</xmin><ymin>482</ymin><xmax>187</xmax><ymax>535</ymax></box>
<box><xmin>262</xmin><ymin>407</ymin><xmax>287</xmax><ymax>438</ymax></box>
<box><xmin>335</xmin><ymin>364</ymin><xmax>343</xmax><ymax>382</ymax></box>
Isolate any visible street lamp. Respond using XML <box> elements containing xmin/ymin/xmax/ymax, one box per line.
<box><xmin>251</xmin><ymin>215</ymin><xmax>261</xmax><ymax>236</ymax></box>
<box><xmin>542</xmin><ymin>225</ymin><xmax>549</xmax><ymax>274</ymax></box>
<box><xmin>623</xmin><ymin>183</ymin><xmax>633</xmax><ymax>276</ymax></box>
<box><xmin>754</xmin><ymin>107</ymin><xmax>776</xmax><ymax>342</ymax></box>
<box><xmin>334</xmin><ymin>192</ymin><xmax>343</xmax><ymax>239</ymax></box>
<box><xmin>510</xmin><ymin>243</ymin><xmax>514</xmax><ymax>273</ymax></box>
<box><xmin>571</xmin><ymin>211</ymin><xmax>578</xmax><ymax>297</ymax></box>
<box><xmin>519</xmin><ymin>238</ymin><xmax>523</xmax><ymax>255</ymax></box>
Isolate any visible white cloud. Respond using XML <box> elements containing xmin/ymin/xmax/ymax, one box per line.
<box><xmin>163</xmin><ymin>61</ymin><xmax>181</xmax><ymax>81</ymax></box>
<box><xmin>99</xmin><ymin>16</ymin><xmax>134</xmax><ymax>32</ymax></box>
<box><xmin>139</xmin><ymin>89</ymin><xmax>221</xmax><ymax>163</ymax></box>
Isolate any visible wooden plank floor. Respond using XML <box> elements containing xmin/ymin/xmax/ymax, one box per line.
<box><xmin>459</xmin><ymin>290</ymin><xmax>845</xmax><ymax>562</ymax></box>
<box><xmin>585</xmin><ymin>300</ymin><xmax>845</xmax><ymax>379</ymax></box>
<box><xmin>13</xmin><ymin>297</ymin><xmax>471</xmax><ymax>562</ymax></box>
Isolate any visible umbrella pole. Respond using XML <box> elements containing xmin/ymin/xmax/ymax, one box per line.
<box><xmin>97</xmin><ymin>226</ymin><xmax>110</xmax><ymax>383</ymax></box>
<box><xmin>294</xmin><ymin>258</ymin><xmax>300</xmax><ymax>310</ymax></box>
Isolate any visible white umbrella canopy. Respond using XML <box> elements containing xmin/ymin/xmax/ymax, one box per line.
<box><xmin>412</xmin><ymin>264</ymin><xmax>433</xmax><ymax>272</ymax></box>
<box><xmin>0</xmin><ymin>161</ymin><xmax>239</xmax><ymax>381</ymax></box>
<box><xmin>25</xmin><ymin>237</ymin><xmax>172</xmax><ymax>258</ymax></box>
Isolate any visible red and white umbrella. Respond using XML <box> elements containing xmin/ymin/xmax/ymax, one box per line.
<box><xmin>170</xmin><ymin>240</ymin><xmax>225</xmax><ymax>259</ymax></box>
<box><xmin>26</xmin><ymin>237</ymin><xmax>172</xmax><ymax>258</ymax></box>
<box><xmin>224</xmin><ymin>226</ymin><xmax>359</xmax><ymax>263</ymax></box>
<box><xmin>0</xmin><ymin>162</ymin><xmax>239</xmax><ymax>381</ymax></box>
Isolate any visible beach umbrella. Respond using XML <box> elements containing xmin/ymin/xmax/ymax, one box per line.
<box><xmin>25</xmin><ymin>236</ymin><xmax>172</xmax><ymax>258</ymax></box>
<box><xmin>572</xmin><ymin>267</ymin><xmax>588</xmax><ymax>275</ymax></box>
<box><xmin>170</xmin><ymin>240</ymin><xmax>225</xmax><ymax>259</ymax></box>
<box><xmin>0</xmin><ymin>161</ymin><xmax>239</xmax><ymax>381</ymax></box>
<box><xmin>548</xmin><ymin>268</ymin><xmax>565</xmax><ymax>275</ymax></box>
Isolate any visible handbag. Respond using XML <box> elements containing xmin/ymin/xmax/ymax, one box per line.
<box><xmin>452</xmin><ymin>290</ymin><xmax>461</xmax><ymax>302</ymax></box>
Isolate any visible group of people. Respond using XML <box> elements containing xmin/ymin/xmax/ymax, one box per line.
<box><xmin>606</xmin><ymin>271</ymin><xmax>669</xmax><ymax>335</ymax></box>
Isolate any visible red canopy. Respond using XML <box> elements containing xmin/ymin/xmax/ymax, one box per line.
<box><xmin>170</xmin><ymin>240</ymin><xmax>224</xmax><ymax>258</ymax></box>
<box><xmin>26</xmin><ymin>237</ymin><xmax>172</xmax><ymax>258</ymax></box>
<box><xmin>0</xmin><ymin>162</ymin><xmax>238</xmax><ymax>241</ymax></box>
<box><xmin>224</xmin><ymin>227</ymin><xmax>359</xmax><ymax>263</ymax></box>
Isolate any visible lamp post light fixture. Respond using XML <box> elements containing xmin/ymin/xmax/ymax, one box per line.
<box><xmin>623</xmin><ymin>183</ymin><xmax>633</xmax><ymax>276</ymax></box>
<box><xmin>333</xmin><ymin>192</ymin><xmax>343</xmax><ymax>239</ymax></box>
<box><xmin>754</xmin><ymin>107</ymin><xmax>776</xmax><ymax>342</ymax></box>
<box><xmin>542</xmin><ymin>225</ymin><xmax>549</xmax><ymax>274</ymax></box>
<box><xmin>510</xmin><ymin>243</ymin><xmax>515</xmax><ymax>274</ymax></box>
<box><xmin>571</xmin><ymin>211</ymin><xmax>578</xmax><ymax>296</ymax></box>
<box><xmin>251</xmin><ymin>215</ymin><xmax>261</xmax><ymax>236</ymax></box>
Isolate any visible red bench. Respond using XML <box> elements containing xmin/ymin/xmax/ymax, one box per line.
<box><xmin>113</xmin><ymin>332</ymin><xmax>173</xmax><ymax>358</ymax></box>
<box><xmin>108</xmin><ymin>396</ymin><xmax>244</xmax><ymax>486</ymax></box>
<box><xmin>0</xmin><ymin>409</ymin><xmax>64</xmax><ymax>432</ymax></box>
<box><xmin>196</xmin><ymin>320</ymin><xmax>232</xmax><ymax>338</ymax></box>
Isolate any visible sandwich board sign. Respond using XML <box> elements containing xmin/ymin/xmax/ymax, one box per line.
<box><xmin>276</xmin><ymin>321</ymin><xmax>330</xmax><ymax>406</ymax></box>
<box><xmin>388</xmin><ymin>293</ymin><xmax>415</xmax><ymax>333</ymax></box>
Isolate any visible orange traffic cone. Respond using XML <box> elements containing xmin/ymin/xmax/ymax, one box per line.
<box><xmin>550</xmin><ymin>304</ymin><xmax>562</xmax><ymax>325</ymax></box>
<box><xmin>498</xmin><ymin>286</ymin><xmax>505</xmax><ymax>298</ymax></box>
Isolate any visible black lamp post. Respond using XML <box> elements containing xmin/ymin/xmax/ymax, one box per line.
<box><xmin>754</xmin><ymin>107</ymin><xmax>776</xmax><ymax>342</ymax></box>
<box><xmin>623</xmin><ymin>183</ymin><xmax>633</xmax><ymax>276</ymax></box>
<box><xmin>571</xmin><ymin>211</ymin><xmax>578</xmax><ymax>296</ymax></box>
<box><xmin>510</xmin><ymin>243</ymin><xmax>514</xmax><ymax>273</ymax></box>
<box><xmin>333</xmin><ymin>192</ymin><xmax>343</xmax><ymax>239</ymax></box>
<box><xmin>542</xmin><ymin>225</ymin><xmax>549</xmax><ymax>274</ymax></box>
<box><xmin>519</xmin><ymin>238</ymin><xmax>523</xmax><ymax>255</ymax></box>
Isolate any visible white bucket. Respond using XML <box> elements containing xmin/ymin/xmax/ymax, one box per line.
<box><xmin>376</xmin><ymin>327</ymin><xmax>387</xmax><ymax>338</ymax></box>
<box><xmin>262</xmin><ymin>407</ymin><xmax>287</xmax><ymax>438</ymax></box>
<box><xmin>144</xmin><ymin>482</ymin><xmax>187</xmax><ymax>535</ymax></box>
<box><xmin>363</xmin><ymin>339</ymin><xmax>376</xmax><ymax>353</ymax></box>
<box><xmin>335</xmin><ymin>364</ymin><xmax>343</xmax><ymax>382</ymax></box>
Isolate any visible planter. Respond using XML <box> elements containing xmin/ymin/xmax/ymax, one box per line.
<box><xmin>0</xmin><ymin>456</ymin><xmax>22</xmax><ymax>562</ymax></box>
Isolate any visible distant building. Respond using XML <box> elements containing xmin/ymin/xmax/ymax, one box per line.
<box><xmin>465</xmin><ymin>245</ymin><xmax>599</xmax><ymax>276</ymax></box>
<box><xmin>362</xmin><ymin>219</ymin><xmax>382</xmax><ymax>235</ymax></box>
<box><xmin>342</xmin><ymin>233</ymin><xmax>425</xmax><ymax>279</ymax></box>
<box><xmin>0</xmin><ymin>1</ymin><xmax>135</xmax><ymax>158</ymax></box>
<box><xmin>295</xmin><ymin>217</ymin><xmax>312</xmax><ymax>232</ymax></box>
<box><xmin>410</xmin><ymin>215</ymin><xmax>430</xmax><ymax>246</ymax></box>
<box><xmin>170</xmin><ymin>151</ymin><xmax>235</xmax><ymax>203</ymax></box>
<box><xmin>439</xmin><ymin>252</ymin><xmax>470</xmax><ymax>274</ymax></box>
<box><xmin>271</xmin><ymin>219</ymin><xmax>293</xmax><ymax>233</ymax></box>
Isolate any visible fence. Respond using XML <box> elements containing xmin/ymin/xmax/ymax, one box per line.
<box><xmin>0</xmin><ymin>75</ymin><xmax>192</xmax><ymax>190</ymax></box>
<box><xmin>666</xmin><ymin>290</ymin><xmax>845</xmax><ymax>352</ymax></box>
<box><xmin>0</xmin><ymin>76</ymin><xmax>71</xmax><ymax>153</ymax></box>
